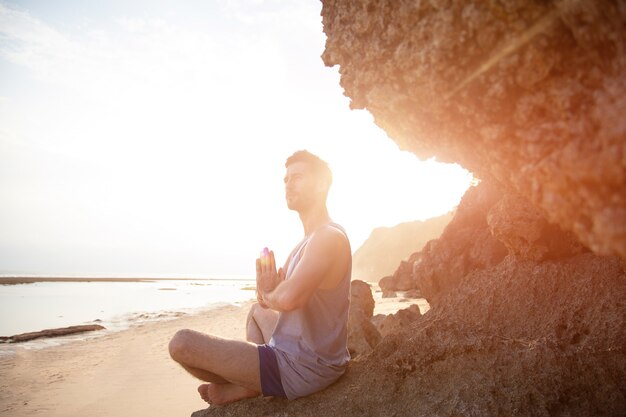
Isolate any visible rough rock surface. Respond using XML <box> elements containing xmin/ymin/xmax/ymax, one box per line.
<box><xmin>347</xmin><ymin>280</ymin><xmax>381</xmax><ymax>357</ymax></box>
<box><xmin>413</xmin><ymin>181</ymin><xmax>592</xmax><ymax>305</ymax></box>
<box><xmin>414</xmin><ymin>181</ymin><xmax>508</xmax><ymax>305</ymax></box>
<box><xmin>378</xmin><ymin>259</ymin><xmax>416</xmax><ymax>292</ymax></box>
<box><xmin>350</xmin><ymin>280</ymin><xmax>375</xmax><ymax>318</ymax></box>
<box><xmin>321</xmin><ymin>0</ymin><xmax>626</xmax><ymax>258</ymax></box>
<box><xmin>194</xmin><ymin>250</ymin><xmax>625</xmax><ymax>417</ymax></box>
<box><xmin>376</xmin><ymin>304</ymin><xmax>421</xmax><ymax>338</ymax></box>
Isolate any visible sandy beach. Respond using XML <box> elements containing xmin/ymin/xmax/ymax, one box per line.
<box><xmin>0</xmin><ymin>301</ymin><xmax>252</xmax><ymax>417</ymax></box>
<box><xmin>0</xmin><ymin>289</ymin><xmax>420</xmax><ymax>417</ymax></box>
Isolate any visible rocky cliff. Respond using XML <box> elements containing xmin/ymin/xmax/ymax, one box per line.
<box><xmin>352</xmin><ymin>212</ymin><xmax>453</xmax><ymax>282</ymax></box>
<box><xmin>322</xmin><ymin>0</ymin><xmax>626</xmax><ymax>258</ymax></box>
<box><xmin>193</xmin><ymin>1</ymin><xmax>625</xmax><ymax>415</ymax></box>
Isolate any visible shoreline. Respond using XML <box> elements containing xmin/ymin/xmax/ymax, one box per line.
<box><xmin>0</xmin><ymin>288</ymin><xmax>424</xmax><ymax>417</ymax></box>
<box><xmin>0</xmin><ymin>278</ymin><xmax>256</xmax><ymax>339</ymax></box>
<box><xmin>0</xmin><ymin>300</ymin><xmax>252</xmax><ymax>357</ymax></box>
<box><xmin>0</xmin><ymin>277</ymin><xmax>253</xmax><ymax>285</ymax></box>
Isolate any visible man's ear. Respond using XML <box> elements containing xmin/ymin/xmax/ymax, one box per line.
<box><xmin>314</xmin><ymin>178</ymin><xmax>327</xmax><ymax>195</ymax></box>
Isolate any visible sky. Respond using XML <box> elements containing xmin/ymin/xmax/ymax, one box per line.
<box><xmin>0</xmin><ymin>0</ymin><xmax>473</xmax><ymax>278</ymax></box>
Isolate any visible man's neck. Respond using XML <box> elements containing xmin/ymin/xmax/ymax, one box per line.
<box><xmin>299</xmin><ymin>203</ymin><xmax>331</xmax><ymax>237</ymax></box>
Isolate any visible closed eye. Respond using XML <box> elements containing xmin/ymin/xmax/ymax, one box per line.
<box><xmin>284</xmin><ymin>174</ymin><xmax>302</xmax><ymax>184</ymax></box>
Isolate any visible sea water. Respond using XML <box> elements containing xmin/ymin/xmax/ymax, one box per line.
<box><xmin>0</xmin><ymin>278</ymin><xmax>255</xmax><ymax>353</ymax></box>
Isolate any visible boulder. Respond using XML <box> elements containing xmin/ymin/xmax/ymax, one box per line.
<box><xmin>349</xmin><ymin>279</ymin><xmax>375</xmax><ymax>318</ymax></box>
<box><xmin>378</xmin><ymin>275</ymin><xmax>394</xmax><ymax>291</ymax></box>
<box><xmin>381</xmin><ymin>289</ymin><xmax>396</xmax><ymax>298</ymax></box>
<box><xmin>2</xmin><ymin>324</ymin><xmax>106</xmax><ymax>343</ymax></box>
<box><xmin>378</xmin><ymin>260</ymin><xmax>415</xmax><ymax>292</ymax></box>
<box><xmin>347</xmin><ymin>280</ymin><xmax>381</xmax><ymax>357</ymax></box>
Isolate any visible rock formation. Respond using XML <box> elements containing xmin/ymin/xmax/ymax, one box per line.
<box><xmin>381</xmin><ymin>181</ymin><xmax>508</xmax><ymax>301</ymax></box>
<box><xmin>347</xmin><ymin>280</ymin><xmax>381</xmax><ymax>357</ymax></box>
<box><xmin>375</xmin><ymin>304</ymin><xmax>421</xmax><ymax>338</ymax></box>
<box><xmin>352</xmin><ymin>213</ymin><xmax>453</xmax><ymax>282</ymax></box>
<box><xmin>193</xmin><ymin>1</ymin><xmax>626</xmax><ymax>415</ymax></box>
<box><xmin>194</xmin><ymin>184</ymin><xmax>625</xmax><ymax>417</ymax></box>
<box><xmin>321</xmin><ymin>0</ymin><xmax>626</xmax><ymax>258</ymax></box>
<box><xmin>0</xmin><ymin>324</ymin><xmax>106</xmax><ymax>343</ymax></box>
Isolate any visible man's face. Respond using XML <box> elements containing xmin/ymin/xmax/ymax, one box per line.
<box><xmin>284</xmin><ymin>161</ymin><xmax>319</xmax><ymax>211</ymax></box>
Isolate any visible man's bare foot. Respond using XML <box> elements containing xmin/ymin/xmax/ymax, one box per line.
<box><xmin>198</xmin><ymin>383</ymin><xmax>259</xmax><ymax>405</ymax></box>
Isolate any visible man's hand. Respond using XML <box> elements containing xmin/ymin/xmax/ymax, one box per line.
<box><xmin>256</xmin><ymin>248</ymin><xmax>285</xmax><ymax>308</ymax></box>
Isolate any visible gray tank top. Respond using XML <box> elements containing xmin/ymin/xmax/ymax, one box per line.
<box><xmin>268</xmin><ymin>222</ymin><xmax>351</xmax><ymax>400</ymax></box>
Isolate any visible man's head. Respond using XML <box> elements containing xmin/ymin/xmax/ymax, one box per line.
<box><xmin>284</xmin><ymin>150</ymin><xmax>332</xmax><ymax>211</ymax></box>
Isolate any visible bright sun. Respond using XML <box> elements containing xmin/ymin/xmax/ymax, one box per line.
<box><xmin>0</xmin><ymin>2</ymin><xmax>474</xmax><ymax>278</ymax></box>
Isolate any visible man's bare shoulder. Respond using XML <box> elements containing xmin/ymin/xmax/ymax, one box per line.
<box><xmin>306</xmin><ymin>224</ymin><xmax>351</xmax><ymax>262</ymax></box>
<box><xmin>310</xmin><ymin>223</ymin><xmax>349</xmax><ymax>246</ymax></box>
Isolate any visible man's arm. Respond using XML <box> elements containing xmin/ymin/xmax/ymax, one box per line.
<box><xmin>258</xmin><ymin>226</ymin><xmax>350</xmax><ymax>312</ymax></box>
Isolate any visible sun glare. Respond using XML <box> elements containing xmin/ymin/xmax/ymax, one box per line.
<box><xmin>0</xmin><ymin>2</ymin><xmax>473</xmax><ymax>278</ymax></box>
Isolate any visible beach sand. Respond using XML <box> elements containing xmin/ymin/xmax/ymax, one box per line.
<box><xmin>0</xmin><ymin>291</ymin><xmax>422</xmax><ymax>417</ymax></box>
<box><xmin>0</xmin><ymin>301</ymin><xmax>253</xmax><ymax>417</ymax></box>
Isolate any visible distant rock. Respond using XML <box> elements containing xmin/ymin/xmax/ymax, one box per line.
<box><xmin>378</xmin><ymin>276</ymin><xmax>393</xmax><ymax>291</ymax></box>
<box><xmin>352</xmin><ymin>213</ymin><xmax>453</xmax><ymax>282</ymax></box>
<box><xmin>403</xmin><ymin>289</ymin><xmax>421</xmax><ymax>299</ymax></box>
<box><xmin>381</xmin><ymin>289</ymin><xmax>396</xmax><ymax>298</ymax></box>
<box><xmin>381</xmin><ymin>259</ymin><xmax>416</xmax><ymax>292</ymax></box>
<box><xmin>2</xmin><ymin>324</ymin><xmax>106</xmax><ymax>343</ymax></box>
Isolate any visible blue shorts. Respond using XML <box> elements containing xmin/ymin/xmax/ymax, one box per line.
<box><xmin>258</xmin><ymin>344</ymin><xmax>287</xmax><ymax>398</ymax></box>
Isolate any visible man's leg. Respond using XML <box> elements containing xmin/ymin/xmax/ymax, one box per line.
<box><xmin>169</xmin><ymin>329</ymin><xmax>261</xmax><ymax>404</ymax></box>
<box><xmin>246</xmin><ymin>302</ymin><xmax>278</xmax><ymax>344</ymax></box>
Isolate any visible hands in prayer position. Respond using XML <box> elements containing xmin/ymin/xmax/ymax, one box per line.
<box><xmin>256</xmin><ymin>248</ymin><xmax>285</xmax><ymax>308</ymax></box>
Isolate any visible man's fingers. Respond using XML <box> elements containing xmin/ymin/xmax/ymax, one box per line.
<box><xmin>260</xmin><ymin>247</ymin><xmax>271</xmax><ymax>271</ymax></box>
<box><xmin>256</xmin><ymin>258</ymin><xmax>261</xmax><ymax>277</ymax></box>
<box><xmin>269</xmin><ymin>250</ymin><xmax>276</xmax><ymax>274</ymax></box>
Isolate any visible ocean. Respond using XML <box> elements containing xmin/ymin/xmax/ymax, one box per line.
<box><xmin>0</xmin><ymin>278</ymin><xmax>255</xmax><ymax>354</ymax></box>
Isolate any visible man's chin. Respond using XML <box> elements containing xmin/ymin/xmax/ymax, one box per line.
<box><xmin>286</xmin><ymin>200</ymin><xmax>305</xmax><ymax>212</ymax></box>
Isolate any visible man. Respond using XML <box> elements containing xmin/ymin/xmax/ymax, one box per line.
<box><xmin>169</xmin><ymin>150</ymin><xmax>352</xmax><ymax>405</ymax></box>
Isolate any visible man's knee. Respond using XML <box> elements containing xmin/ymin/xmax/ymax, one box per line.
<box><xmin>247</xmin><ymin>302</ymin><xmax>261</xmax><ymax>323</ymax></box>
<box><xmin>168</xmin><ymin>328</ymin><xmax>194</xmax><ymax>362</ymax></box>
<box><xmin>249</xmin><ymin>302</ymin><xmax>271</xmax><ymax>330</ymax></box>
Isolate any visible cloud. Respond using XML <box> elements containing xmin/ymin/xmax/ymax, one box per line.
<box><xmin>0</xmin><ymin>4</ymin><xmax>81</xmax><ymax>81</ymax></box>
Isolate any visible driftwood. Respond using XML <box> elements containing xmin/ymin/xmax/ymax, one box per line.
<box><xmin>1</xmin><ymin>324</ymin><xmax>106</xmax><ymax>343</ymax></box>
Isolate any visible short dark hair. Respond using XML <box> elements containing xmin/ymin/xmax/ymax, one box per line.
<box><xmin>285</xmin><ymin>150</ymin><xmax>333</xmax><ymax>189</ymax></box>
